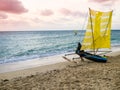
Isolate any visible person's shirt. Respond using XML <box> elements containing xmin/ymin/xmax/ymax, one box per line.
<box><xmin>77</xmin><ymin>43</ymin><xmax>81</xmax><ymax>51</ymax></box>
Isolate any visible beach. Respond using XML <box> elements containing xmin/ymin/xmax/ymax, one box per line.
<box><xmin>0</xmin><ymin>51</ymin><xmax>120</xmax><ymax>90</ymax></box>
<box><xmin>0</xmin><ymin>0</ymin><xmax>120</xmax><ymax>89</ymax></box>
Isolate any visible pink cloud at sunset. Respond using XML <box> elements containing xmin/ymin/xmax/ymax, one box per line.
<box><xmin>0</xmin><ymin>0</ymin><xmax>120</xmax><ymax>31</ymax></box>
<box><xmin>89</xmin><ymin>0</ymin><xmax>117</xmax><ymax>7</ymax></box>
<box><xmin>91</xmin><ymin>0</ymin><xmax>119</xmax><ymax>4</ymax></box>
<box><xmin>88</xmin><ymin>0</ymin><xmax>118</xmax><ymax>11</ymax></box>
<box><xmin>0</xmin><ymin>19</ymin><xmax>31</xmax><ymax>31</ymax></box>
<box><xmin>0</xmin><ymin>0</ymin><xmax>28</xmax><ymax>14</ymax></box>
<box><xmin>59</xmin><ymin>8</ymin><xmax>71</xmax><ymax>16</ymax></box>
<box><xmin>40</xmin><ymin>9</ymin><xmax>54</xmax><ymax>16</ymax></box>
<box><xmin>59</xmin><ymin>8</ymin><xmax>86</xmax><ymax>17</ymax></box>
<box><xmin>90</xmin><ymin>0</ymin><xmax>111</xmax><ymax>3</ymax></box>
<box><xmin>0</xmin><ymin>13</ymin><xmax>8</xmax><ymax>19</ymax></box>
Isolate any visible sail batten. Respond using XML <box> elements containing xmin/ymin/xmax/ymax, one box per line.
<box><xmin>81</xmin><ymin>9</ymin><xmax>112</xmax><ymax>51</ymax></box>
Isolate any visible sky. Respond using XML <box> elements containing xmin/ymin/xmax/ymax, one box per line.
<box><xmin>0</xmin><ymin>0</ymin><xmax>120</xmax><ymax>31</ymax></box>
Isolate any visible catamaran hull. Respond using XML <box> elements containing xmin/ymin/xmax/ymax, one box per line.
<box><xmin>78</xmin><ymin>52</ymin><xmax>107</xmax><ymax>63</ymax></box>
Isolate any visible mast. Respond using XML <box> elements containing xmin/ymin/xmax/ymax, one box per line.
<box><xmin>89</xmin><ymin>8</ymin><xmax>95</xmax><ymax>54</ymax></box>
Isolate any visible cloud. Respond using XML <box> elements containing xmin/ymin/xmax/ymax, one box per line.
<box><xmin>59</xmin><ymin>8</ymin><xmax>71</xmax><ymax>15</ymax></box>
<box><xmin>0</xmin><ymin>13</ymin><xmax>8</xmax><ymax>19</ymax></box>
<box><xmin>32</xmin><ymin>18</ymin><xmax>42</xmax><ymax>23</ymax></box>
<box><xmin>89</xmin><ymin>0</ymin><xmax>117</xmax><ymax>6</ymax></box>
<box><xmin>90</xmin><ymin>0</ymin><xmax>110</xmax><ymax>3</ymax></box>
<box><xmin>0</xmin><ymin>19</ymin><xmax>29</xmax><ymax>26</ymax></box>
<box><xmin>40</xmin><ymin>9</ymin><xmax>54</xmax><ymax>16</ymax></box>
<box><xmin>0</xmin><ymin>0</ymin><xmax>28</xmax><ymax>14</ymax></box>
<box><xmin>0</xmin><ymin>19</ymin><xmax>31</xmax><ymax>31</ymax></box>
<box><xmin>59</xmin><ymin>8</ymin><xmax>86</xmax><ymax>17</ymax></box>
<box><xmin>88</xmin><ymin>0</ymin><xmax>118</xmax><ymax>11</ymax></box>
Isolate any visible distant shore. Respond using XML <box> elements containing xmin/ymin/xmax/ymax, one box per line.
<box><xmin>0</xmin><ymin>49</ymin><xmax>120</xmax><ymax>89</ymax></box>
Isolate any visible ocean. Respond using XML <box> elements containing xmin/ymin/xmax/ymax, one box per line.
<box><xmin>0</xmin><ymin>30</ymin><xmax>120</xmax><ymax>64</ymax></box>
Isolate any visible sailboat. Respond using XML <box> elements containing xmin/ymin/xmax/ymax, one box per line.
<box><xmin>63</xmin><ymin>8</ymin><xmax>113</xmax><ymax>63</ymax></box>
<box><xmin>77</xmin><ymin>8</ymin><xmax>113</xmax><ymax>62</ymax></box>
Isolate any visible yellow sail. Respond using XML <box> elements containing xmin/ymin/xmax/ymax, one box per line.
<box><xmin>82</xmin><ymin>8</ymin><xmax>113</xmax><ymax>51</ymax></box>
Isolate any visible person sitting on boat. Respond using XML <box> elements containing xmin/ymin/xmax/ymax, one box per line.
<box><xmin>76</xmin><ymin>42</ymin><xmax>84</xmax><ymax>61</ymax></box>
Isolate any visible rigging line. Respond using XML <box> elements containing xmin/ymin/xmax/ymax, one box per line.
<box><xmin>81</xmin><ymin>9</ymin><xmax>92</xmax><ymax>49</ymax></box>
<box><xmin>80</xmin><ymin>10</ymin><xmax>88</xmax><ymax>43</ymax></box>
<box><xmin>80</xmin><ymin>10</ymin><xmax>89</xmax><ymax>50</ymax></box>
<box><xmin>95</xmin><ymin>48</ymin><xmax>99</xmax><ymax>54</ymax></box>
<box><xmin>81</xmin><ymin>11</ymin><xmax>88</xmax><ymax>31</ymax></box>
<box><xmin>89</xmin><ymin>8</ymin><xmax>95</xmax><ymax>54</ymax></box>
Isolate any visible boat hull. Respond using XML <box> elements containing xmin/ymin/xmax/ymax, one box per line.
<box><xmin>77</xmin><ymin>52</ymin><xmax>107</xmax><ymax>63</ymax></box>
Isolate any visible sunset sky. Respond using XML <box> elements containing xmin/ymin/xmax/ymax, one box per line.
<box><xmin>0</xmin><ymin>0</ymin><xmax>120</xmax><ymax>31</ymax></box>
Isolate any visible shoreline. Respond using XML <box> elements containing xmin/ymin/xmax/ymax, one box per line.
<box><xmin>0</xmin><ymin>47</ymin><xmax>120</xmax><ymax>74</ymax></box>
<box><xmin>0</xmin><ymin>54</ymin><xmax>66</xmax><ymax>74</ymax></box>
<box><xmin>0</xmin><ymin>48</ymin><xmax>120</xmax><ymax>79</ymax></box>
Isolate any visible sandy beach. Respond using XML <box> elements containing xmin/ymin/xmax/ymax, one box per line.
<box><xmin>0</xmin><ymin>51</ymin><xmax>120</xmax><ymax>90</ymax></box>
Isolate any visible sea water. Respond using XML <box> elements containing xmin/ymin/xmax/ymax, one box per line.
<box><xmin>0</xmin><ymin>30</ymin><xmax>120</xmax><ymax>64</ymax></box>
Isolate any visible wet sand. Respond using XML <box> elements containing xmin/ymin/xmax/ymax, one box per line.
<box><xmin>0</xmin><ymin>51</ymin><xmax>120</xmax><ymax>90</ymax></box>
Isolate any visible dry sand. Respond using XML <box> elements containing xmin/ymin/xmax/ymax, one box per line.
<box><xmin>0</xmin><ymin>52</ymin><xmax>120</xmax><ymax>90</ymax></box>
